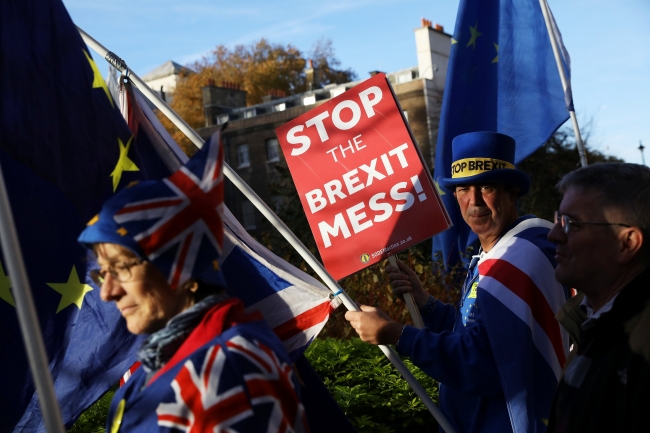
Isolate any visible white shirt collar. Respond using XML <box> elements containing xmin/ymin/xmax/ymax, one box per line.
<box><xmin>579</xmin><ymin>293</ymin><xmax>619</xmax><ymax>321</ymax></box>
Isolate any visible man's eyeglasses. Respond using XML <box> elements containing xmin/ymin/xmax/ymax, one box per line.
<box><xmin>90</xmin><ymin>260</ymin><xmax>145</xmax><ymax>285</ymax></box>
<box><xmin>554</xmin><ymin>211</ymin><xmax>631</xmax><ymax>235</ymax></box>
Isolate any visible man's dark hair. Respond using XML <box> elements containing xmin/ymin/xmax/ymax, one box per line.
<box><xmin>557</xmin><ymin>162</ymin><xmax>650</xmax><ymax>242</ymax></box>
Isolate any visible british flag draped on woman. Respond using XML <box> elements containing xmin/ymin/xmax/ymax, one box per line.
<box><xmin>78</xmin><ymin>132</ymin><xmax>309</xmax><ymax>432</ymax></box>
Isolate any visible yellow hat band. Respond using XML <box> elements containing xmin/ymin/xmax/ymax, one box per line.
<box><xmin>451</xmin><ymin>158</ymin><xmax>515</xmax><ymax>178</ymax></box>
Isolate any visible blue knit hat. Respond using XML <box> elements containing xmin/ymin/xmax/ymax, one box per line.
<box><xmin>78</xmin><ymin>132</ymin><xmax>226</xmax><ymax>289</ymax></box>
<box><xmin>439</xmin><ymin>131</ymin><xmax>530</xmax><ymax>196</ymax></box>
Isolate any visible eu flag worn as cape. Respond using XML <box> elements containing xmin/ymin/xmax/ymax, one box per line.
<box><xmin>432</xmin><ymin>0</ymin><xmax>571</xmax><ymax>266</ymax></box>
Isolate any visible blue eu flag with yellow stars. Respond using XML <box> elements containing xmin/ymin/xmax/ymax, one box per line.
<box><xmin>432</xmin><ymin>0</ymin><xmax>571</xmax><ymax>266</ymax></box>
<box><xmin>0</xmin><ymin>0</ymin><xmax>178</xmax><ymax>431</ymax></box>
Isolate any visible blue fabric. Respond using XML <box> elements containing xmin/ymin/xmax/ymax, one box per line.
<box><xmin>77</xmin><ymin>132</ymin><xmax>227</xmax><ymax>289</ymax></box>
<box><xmin>478</xmin><ymin>218</ymin><xmax>567</xmax><ymax>433</ymax></box>
<box><xmin>0</xmin><ymin>2</ymin><xmax>339</xmax><ymax>431</ymax></box>
<box><xmin>0</xmin><ymin>0</ymin><xmax>180</xmax><ymax>431</ymax></box>
<box><xmin>397</xmin><ymin>291</ymin><xmax>510</xmax><ymax>433</ymax></box>
<box><xmin>432</xmin><ymin>0</ymin><xmax>570</xmax><ymax>267</ymax></box>
<box><xmin>106</xmin><ymin>314</ymin><xmax>307</xmax><ymax>432</ymax></box>
<box><xmin>399</xmin><ymin>217</ymin><xmax>564</xmax><ymax>432</ymax></box>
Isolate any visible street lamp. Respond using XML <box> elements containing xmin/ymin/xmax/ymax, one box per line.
<box><xmin>639</xmin><ymin>141</ymin><xmax>646</xmax><ymax>166</ymax></box>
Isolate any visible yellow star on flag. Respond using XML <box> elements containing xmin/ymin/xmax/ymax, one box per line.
<box><xmin>467</xmin><ymin>22</ymin><xmax>482</xmax><ymax>49</ymax></box>
<box><xmin>0</xmin><ymin>260</ymin><xmax>14</xmax><ymax>307</ymax></box>
<box><xmin>83</xmin><ymin>50</ymin><xmax>114</xmax><ymax>107</ymax></box>
<box><xmin>451</xmin><ymin>38</ymin><xmax>458</xmax><ymax>45</ymax></box>
<box><xmin>434</xmin><ymin>179</ymin><xmax>446</xmax><ymax>196</ymax></box>
<box><xmin>47</xmin><ymin>266</ymin><xmax>93</xmax><ymax>314</ymax></box>
<box><xmin>111</xmin><ymin>136</ymin><xmax>139</xmax><ymax>191</ymax></box>
<box><xmin>492</xmin><ymin>43</ymin><xmax>499</xmax><ymax>63</ymax></box>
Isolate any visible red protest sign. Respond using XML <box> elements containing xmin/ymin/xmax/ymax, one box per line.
<box><xmin>275</xmin><ymin>73</ymin><xmax>451</xmax><ymax>280</ymax></box>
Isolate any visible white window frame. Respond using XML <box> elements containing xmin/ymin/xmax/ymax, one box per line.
<box><xmin>329</xmin><ymin>87</ymin><xmax>346</xmax><ymax>99</ymax></box>
<box><xmin>266</xmin><ymin>138</ymin><xmax>280</xmax><ymax>163</ymax></box>
<box><xmin>396</xmin><ymin>71</ymin><xmax>413</xmax><ymax>84</ymax></box>
<box><xmin>303</xmin><ymin>95</ymin><xmax>316</xmax><ymax>106</ymax></box>
<box><xmin>237</xmin><ymin>144</ymin><xmax>250</xmax><ymax>168</ymax></box>
<box><xmin>241</xmin><ymin>201</ymin><xmax>257</xmax><ymax>230</ymax></box>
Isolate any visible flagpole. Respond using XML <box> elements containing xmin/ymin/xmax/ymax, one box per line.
<box><xmin>78</xmin><ymin>27</ymin><xmax>457</xmax><ymax>433</ymax></box>
<box><xmin>0</xmin><ymin>163</ymin><xmax>65</xmax><ymax>432</ymax></box>
<box><xmin>539</xmin><ymin>0</ymin><xmax>588</xmax><ymax>167</ymax></box>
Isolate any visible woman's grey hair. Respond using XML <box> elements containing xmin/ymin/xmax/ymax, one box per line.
<box><xmin>557</xmin><ymin>162</ymin><xmax>650</xmax><ymax>237</ymax></box>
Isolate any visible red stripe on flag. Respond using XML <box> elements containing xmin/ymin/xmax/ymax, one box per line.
<box><xmin>273</xmin><ymin>302</ymin><xmax>333</xmax><ymax>342</ymax></box>
<box><xmin>116</xmin><ymin>198</ymin><xmax>184</xmax><ymax>214</ymax></box>
<box><xmin>170</xmin><ymin>232</ymin><xmax>193</xmax><ymax>289</ymax></box>
<box><xmin>119</xmin><ymin>361</ymin><xmax>141</xmax><ymax>387</ymax></box>
<box><xmin>479</xmin><ymin>258</ymin><xmax>566</xmax><ymax>367</ymax></box>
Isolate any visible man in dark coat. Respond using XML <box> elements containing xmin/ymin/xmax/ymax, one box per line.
<box><xmin>547</xmin><ymin>162</ymin><xmax>650</xmax><ymax>433</ymax></box>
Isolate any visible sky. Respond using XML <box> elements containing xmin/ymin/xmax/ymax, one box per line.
<box><xmin>62</xmin><ymin>0</ymin><xmax>650</xmax><ymax>164</ymax></box>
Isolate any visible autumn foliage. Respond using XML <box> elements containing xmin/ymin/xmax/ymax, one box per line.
<box><xmin>158</xmin><ymin>38</ymin><xmax>356</xmax><ymax>154</ymax></box>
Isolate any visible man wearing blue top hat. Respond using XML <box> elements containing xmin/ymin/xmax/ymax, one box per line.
<box><xmin>346</xmin><ymin>131</ymin><xmax>569</xmax><ymax>433</ymax></box>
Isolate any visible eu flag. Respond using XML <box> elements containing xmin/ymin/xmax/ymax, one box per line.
<box><xmin>0</xmin><ymin>2</ymin><xmax>348</xmax><ymax>430</ymax></box>
<box><xmin>0</xmin><ymin>0</ymin><xmax>177</xmax><ymax>430</ymax></box>
<box><xmin>432</xmin><ymin>0</ymin><xmax>570</xmax><ymax>266</ymax></box>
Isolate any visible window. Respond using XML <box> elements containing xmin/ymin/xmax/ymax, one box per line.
<box><xmin>274</xmin><ymin>102</ymin><xmax>286</xmax><ymax>112</ymax></box>
<box><xmin>266</xmin><ymin>138</ymin><xmax>280</xmax><ymax>162</ymax></box>
<box><xmin>237</xmin><ymin>144</ymin><xmax>250</xmax><ymax>168</ymax></box>
<box><xmin>217</xmin><ymin>114</ymin><xmax>229</xmax><ymax>125</ymax></box>
<box><xmin>396</xmin><ymin>71</ymin><xmax>414</xmax><ymax>84</ymax></box>
<box><xmin>330</xmin><ymin>87</ymin><xmax>346</xmax><ymax>99</ymax></box>
<box><xmin>244</xmin><ymin>109</ymin><xmax>256</xmax><ymax>119</ymax></box>
<box><xmin>303</xmin><ymin>95</ymin><xmax>316</xmax><ymax>106</ymax></box>
<box><xmin>270</xmin><ymin>195</ymin><xmax>284</xmax><ymax>213</ymax></box>
<box><xmin>241</xmin><ymin>201</ymin><xmax>257</xmax><ymax>230</ymax></box>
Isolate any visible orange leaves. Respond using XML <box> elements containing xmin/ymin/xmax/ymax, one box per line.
<box><xmin>156</xmin><ymin>38</ymin><xmax>356</xmax><ymax>156</ymax></box>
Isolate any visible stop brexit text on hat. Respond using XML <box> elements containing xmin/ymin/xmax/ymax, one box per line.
<box><xmin>275</xmin><ymin>73</ymin><xmax>452</xmax><ymax>280</ymax></box>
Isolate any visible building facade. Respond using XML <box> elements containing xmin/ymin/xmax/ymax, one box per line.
<box><xmin>142</xmin><ymin>60</ymin><xmax>194</xmax><ymax>104</ymax></box>
<box><xmin>157</xmin><ymin>20</ymin><xmax>451</xmax><ymax>233</ymax></box>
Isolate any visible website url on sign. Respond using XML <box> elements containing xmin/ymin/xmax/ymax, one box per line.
<box><xmin>371</xmin><ymin>236</ymin><xmax>412</xmax><ymax>258</ymax></box>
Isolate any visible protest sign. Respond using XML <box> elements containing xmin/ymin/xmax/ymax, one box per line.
<box><xmin>276</xmin><ymin>73</ymin><xmax>451</xmax><ymax>280</ymax></box>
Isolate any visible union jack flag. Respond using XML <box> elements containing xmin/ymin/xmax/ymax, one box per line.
<box><xmin>477</xmin><ymin>218</ymin><xmax>569</xmax><ymax>433</ymax></box>
<box><xmin>113</xmin><ymin>85</ymin><xmax>340</xmax><ymax>396</ymax></box>
<box><xmin>119</xmin><ymin>361</ymin><xmax>142</xmax><ymax>387</ymax></box>
<box><xmin>113</xmin><ymin>133</ymin><xmax>225</xmax><ymax>288</ymax></box>
<box><xmin>157</xmin><ymin>335</ymin><xmax>308</xmax><ymax>432</ymax></box>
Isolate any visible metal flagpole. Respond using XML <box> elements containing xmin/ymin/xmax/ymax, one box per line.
<box><xmin>639</xmin><ymin>141</ymin><xmax>646</xmax><ymax>166</ymax></box>
<box><xmin>78</xmin><ymin>27</ymin><xmax>457</xmax><ymax>433</ymax></box>
<box><xmin>0</xmin><ymin>164</ymin><xmax>65</xmax><ymax>431</ymax></box>
<box><xmin>539</xmin><ymin>0</ymin><xmax>588</xmax><ymax>168</ymax></box>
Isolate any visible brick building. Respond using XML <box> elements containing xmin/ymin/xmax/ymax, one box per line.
<box><xmin>191</xmin><ymin>20</ymin><xmax>451</xmax><ymax>233</ymax></box>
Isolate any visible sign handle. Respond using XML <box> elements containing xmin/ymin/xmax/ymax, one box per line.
<box><xmin>388</xmin><ymin>256</ymin><xmax>424</xmax><ymax>329</ymax></box>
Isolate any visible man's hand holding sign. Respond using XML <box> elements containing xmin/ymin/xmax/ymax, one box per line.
<box><xmin>275</xmin><ymin>73</ymin><xmax>451</xmax><ymax>325</ymax></box>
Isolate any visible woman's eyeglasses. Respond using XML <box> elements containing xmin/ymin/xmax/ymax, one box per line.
<box><xmin>554</xmin><ymin>211</ymin><xmax>631</xmax><ymax>235</ymax></box>
<box><xmin>90</xmin><ymin>260</ymin><xmax>145</xmax><ymax>285</ymax></box>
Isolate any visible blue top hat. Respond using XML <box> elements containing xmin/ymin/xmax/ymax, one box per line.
<box><xmin>439</xmin><ymin>131</ymin><xmax>530</xmax><ymax>196</ymax></box>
